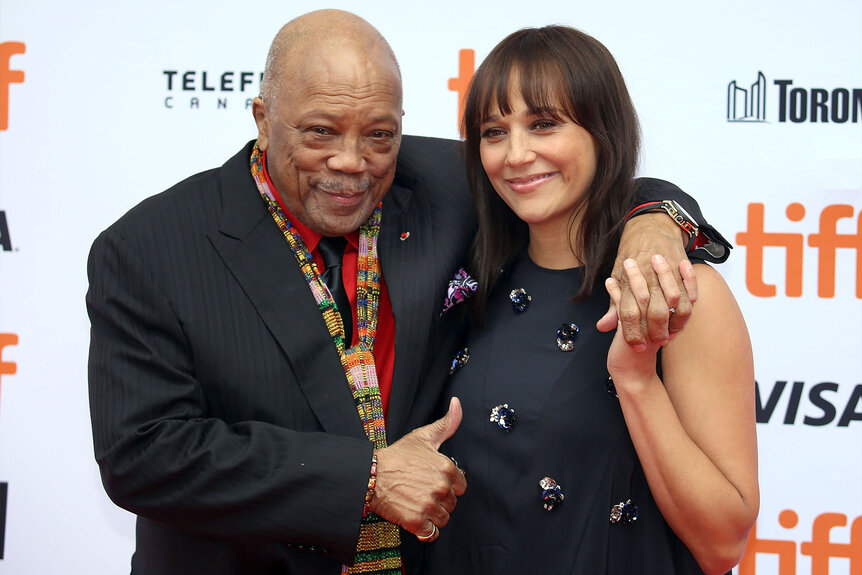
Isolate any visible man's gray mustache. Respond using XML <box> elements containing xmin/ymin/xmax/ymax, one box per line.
<box><xmin>317</xmin><ymin>180</ymin><xmax>371</xmax><ymax>193</ymax></box>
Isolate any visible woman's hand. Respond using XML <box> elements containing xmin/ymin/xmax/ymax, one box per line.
<box><xmin>597</xmin><ymin>213</ymin><xmax>699</xmax><ymax>348</ymax></box>
<box><xmin>604</xmin><ymin>255</ymin><xmax>697</xmax><ymax>387</ymax></box>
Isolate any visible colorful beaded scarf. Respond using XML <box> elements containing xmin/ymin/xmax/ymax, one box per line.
<box><xmin>251</xmin><ymin>144</ymin><xmax>402</xmax><ymax>574</ymax></box>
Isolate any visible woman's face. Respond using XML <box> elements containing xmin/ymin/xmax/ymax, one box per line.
<box><xmin>478</xmin><ymin>87</ymin><xmax>597</xmax><ymax>237</ymax></box>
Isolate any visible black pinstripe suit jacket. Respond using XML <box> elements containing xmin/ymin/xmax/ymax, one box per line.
<box><xmin>87</xmin><ymin>136</ymin><xmax>477</xmax><ymax>574</ymax></box>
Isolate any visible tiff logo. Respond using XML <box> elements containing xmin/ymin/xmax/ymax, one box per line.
<box><xmin>728</xmin><ymin>71</ymin><xmax>767</xmax><ymax>122</ymax></box>
<box><xmin>0</xmin><ymin>42</ymin><xmax>25</xmax><ymax>131</ymax></box>
<box><xmin>736</xmin><ymin>203</ymin><xmax>862</xmax><ymax>298</ymax></box>
<box><xmin>0</xmin><ymin>482</ymin><xmax>6</xmax><ymax>560</ymax></box>
<box><xmin>0</xmin><ymin>334</ymin><xmax>17</xmax><ymax>414</ymax></box>
<box><xmin>739</xmin><ymin>510</ymin><xmax>862</xmax><ymax>574</ymax></box>
<box><xmin>0</xmin><ymin>211</ymin><xmax>12</xmax><ymax>251</ymax></box>
<box><xmin>448</xmin><ymin>48</ymin><xmax>475</xmax><ymax>135</ymax></box>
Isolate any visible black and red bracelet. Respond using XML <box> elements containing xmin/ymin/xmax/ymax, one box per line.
<box><xmin>625</xmin><ymin>199</ymin><xmax>702</xmax><ymax>252</ymax></box>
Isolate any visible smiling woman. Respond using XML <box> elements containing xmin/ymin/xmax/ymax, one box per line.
<box><xmin>464</xmin><ymin>26</ymin><xmax>642</xmax><ymax>311</ymax></box>
<box><xmin>478</xmin><ymin>89</ymin><xmax>597</xmax><ymax>267</ymax></box>
<box><xmin>428</xmin><ymin>25</ymin><xmax>759</xmax><ymax>575</ymax></box>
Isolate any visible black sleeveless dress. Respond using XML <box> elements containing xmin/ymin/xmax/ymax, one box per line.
<box><xmin>426</xmin><ymin>251</ymin><xmax>706</xmax><ymax>574</ymax></box>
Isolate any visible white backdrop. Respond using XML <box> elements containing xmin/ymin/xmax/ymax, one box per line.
<box><xmin>0</xmin><ymin>1</ymin><xmax>860</xmax><ymax>573</ymax></box>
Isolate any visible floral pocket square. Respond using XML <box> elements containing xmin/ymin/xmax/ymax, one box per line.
<box><xmin>441</xmin><ymin>268</ymin><xmax>478</xmax><ymax>316</ymax></box>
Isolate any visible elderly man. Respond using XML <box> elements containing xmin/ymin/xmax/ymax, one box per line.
<box><xmin>87</xmin><ymin>9</ymin><xmax>728</xmax><ymax>575</ymax></box>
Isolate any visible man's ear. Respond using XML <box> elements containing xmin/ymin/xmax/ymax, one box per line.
<box><xmin>252</xmin><ymin>97</ymin><xmax>270</xmax><ymax>151</ymax></box>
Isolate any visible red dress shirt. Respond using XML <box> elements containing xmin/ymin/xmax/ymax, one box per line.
<box><xmin>261</xmin><ymin>153</ymin><xmax>396</xmax><ymax>419</ymax></box>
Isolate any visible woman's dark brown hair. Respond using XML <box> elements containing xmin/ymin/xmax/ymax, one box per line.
<box><xmin>464</xmin><ymin>25</ymin><xmax>641</xmax><ymax>323</ymax></box>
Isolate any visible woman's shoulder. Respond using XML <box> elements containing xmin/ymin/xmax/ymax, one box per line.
<box><xmin>662</xmin><ymin>261</ymin><xmax>752</xmax><ymax>376</ymax></box>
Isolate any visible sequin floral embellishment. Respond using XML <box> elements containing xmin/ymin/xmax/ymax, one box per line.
<box><xmin>449</xmin><ymin>348</ymin><xmax>470</xmax><ymax>374</ymax></box>
<box><xmin>490</xmin><ymin>403</ymin><xmax>516</xmax><ymax>432</ymax></box>
<box><xmin>610</xmin><ymin>499</ymin><xmax>638</xmax><ymax>525</ymax></box>
<box><xmin>540</xmin><ymin>477</ymin><xmax>564</xmax><ymax>511</ymax></box>
<box><xmin>556</xmin><ymin>323</ymin><xmax>580</xmax><ymax>351</ymax></box>
<box><xmin>509</xmin><ymin>288</ymin><xmax>531</xmax><ymax>312</ymax></box>
<box><xmin>441</xmin><ymin>268</ymin><xmax>478</xmax><ymax>316</ymax></box>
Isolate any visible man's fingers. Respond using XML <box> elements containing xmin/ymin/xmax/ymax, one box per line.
<box><xmin>650</xmin><ymin>255</ymin><xmax>680</xmax><ymax>308</ymax></box>
<box><xmin>667</xmin><ymin>297</ymin><xmax>691</xmax><ymax>337</ymax></box>
<box><xmin>601</xmin><ymin>254</ymin><xmax>627</xmax><ymax>333</ymax></box>
<box><xmin>394</xmin><ymin>395</ymin><xmax>466</xmax><ymax>497</ymax></box>
<box><xmin>426</xmin><ymin>505</ymin><xmax>451</xmax><ymax>530</ymax></box>
<box><xmin>415</xmin><ymin>520</ymin><xmax>440</xmax><ymax>542</ymax></box>
<box><xmin>680</xmin><ymin>259</ymin><xmax>698</xmax><ymax>303</ymax></box>
<box><xmin>368</xmin><ymin>396</ymin><xmax>468</xmax><ymax>534</ymax></box>
<box><xmin>442</xmin><ymin>486</ymin><xmax>458</xmax><ymax>514</ymax></box>
<box><xmin>424</xmin><ymin>396</ymin><xmax>463</xmax><ymax>450</ymax></box>
<box><xmin>644</xmin><ymin>255</ymin><xmax>677</xmax><ymax>345</ymax></box>
<box><xmin>619</xmin><ymin>258</ymin><xmax>648</xmax><ymax>351</ymax></box>
<box><xmin>370</xmin><ymin>433</ymin><xmax>466</xmax><ymax>531</ymax></box>
<box><xmin>667</xmin><ymin>260</ymin><xmax>697</xmax><ymax>337</ymax></box>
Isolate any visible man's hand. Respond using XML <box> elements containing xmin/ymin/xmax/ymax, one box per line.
<box><xmin>369</xmin><ymin>397</ymin><xmax>467</xmax><ymax>540</ymax></box>
<box><xmin>597</xmin><ymin>212</ymin><xmax>699</xmax><ymax>348</ymax></box>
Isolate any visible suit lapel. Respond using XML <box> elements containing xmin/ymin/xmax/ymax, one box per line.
<box><xmin>208</xmin><ymin>144</ymin><xmax>365</xmax><ymax>439</ymax></box>
<box><xmin>379</xmin><ymin>180</ymin><xmax>436</xmax><ymax>441</ymax></box>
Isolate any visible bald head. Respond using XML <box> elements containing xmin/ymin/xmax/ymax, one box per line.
<box><xmin>251</xmin><ymin>9</ymin><xmax>404</xmax><ymax>237</ymax></box>
<box><xmin>260</xmin><ymin>9</ymin><xmax>402</xmax><ymax>109</ymax></box>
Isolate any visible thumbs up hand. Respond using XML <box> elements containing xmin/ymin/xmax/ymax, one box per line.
<box><xmin>368</xmin><ymin>397</ymin><xmax>467</xmax><ymax>540</ymax></box>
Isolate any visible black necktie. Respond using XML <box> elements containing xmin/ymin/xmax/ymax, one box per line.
<box><xmin>317</xmin><ymin>236</ymin><xmax>352</xmax><ymax>346</ymax></box>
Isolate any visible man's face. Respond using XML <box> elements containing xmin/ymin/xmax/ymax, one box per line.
<box><xmin>254</xmin><ymin>45</ymin><xmax>402</xmax><ymax>237</ymax></box>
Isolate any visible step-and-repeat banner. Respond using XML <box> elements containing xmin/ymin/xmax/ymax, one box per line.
<box><xmin>1</xmin><ymin>1</ymin><xmax>860</xmax><ymax>573</ymax></box>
